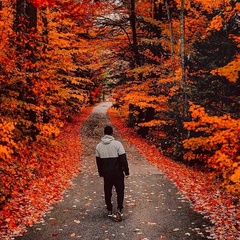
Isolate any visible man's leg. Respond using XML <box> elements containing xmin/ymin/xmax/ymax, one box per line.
<box><xmin>114</xmin><ymin>176</ymin><xmax>124</xmax><ymax>211</ymax></box>
<box><xmin>104</xmin><ymin>177</ymin><xmax>113</xmax><ymax>211</ymax></box>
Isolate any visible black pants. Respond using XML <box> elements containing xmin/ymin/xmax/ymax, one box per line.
<box><xmin>104</xmin><ymin>175</ymin><xmax>124</xmax><ymax>211</ymax></box>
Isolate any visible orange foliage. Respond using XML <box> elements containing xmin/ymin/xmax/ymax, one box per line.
<box><xmin>0</xmin><ymin>120</ymin><xmax>15</xmax><ymax>160</ymax></box>
<box><xmin>90</xmin><ymin>85</ymin><xmax>102</xmax><ymax>103</ymax></box>
<box><xmin>30</xmin><ymin>0</ymin><xmax>56</xmax><ymax>8</ymax></box>
<box><xmin>211</xmin><ymin>54</ymin><xmax>240</xmax><ymax>83</ymax></box>
<box><xmin>112</xmin><ymin>79</ymin><xmax>169</xmax><ymax>128</ymax></box>
<box><xmin>0</xmin><ymin>0</ymin><xmax>106</xmax><ymax>209</ymax></box>
<box><xmin>112</xmin><ymin>0</ymin><xmax>239</xmax><ymax>195</ymax></box>
<box><xmin>183</xmin><ymin>103</ymin><xmax>240</xmax><ymax>195</ymax></box>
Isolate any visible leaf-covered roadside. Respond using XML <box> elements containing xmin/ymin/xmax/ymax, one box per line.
<box><xmin>0</xmin><ymin>107</ymin><xmax>93</xmax><ymax>239</ymax></box>
<box><xmin>108</xmin><ymin>107</ymin><xmax>240</xmax><ymax>240</ymax></box>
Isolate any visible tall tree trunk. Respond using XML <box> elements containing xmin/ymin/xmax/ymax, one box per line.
<box><xmin>153</xmin><ymin>0</ymin><xmax>163</xmax><ymax>21</ymax></box>
<box><xmin>14</xmin><ymin>0</ymin><xmax>37</xmax><ymax>56</ymax></box>
<box><xmin>152</xmin><ymin>0</ymin><xmax>163</xmax><ymax>38</ymax></box>
<box><xmin>180</xmin><ymin>0</ymin><xmax>187</xmax><ymax>119</ymax></box>
<box><xmin>40</xmin><ymin>7</ymin><xmax>49</xmax><ymax>53</ymax></box>
<box><xmin>165</xmin><ymin>0</ymin><xmax>174</xmax><ymax>56</ymax></box>
<box><xmin>130</xmin><ymin>0</ymin><xmax>141</xmax><ymax>67</ymax></box>
<box><xmin>0</xmin><ymin>1</ymin><xmax>2</xmax><ymax>21</ymax></box>
<box><xmin>14</xmin><ymin>0</ymin><xmax>37</xmax><ymax>31</ymax></box>
<box><xmin>14</xmin><ymin>0</ymin><xmax>38</xmax><ymax>138</ymax></box>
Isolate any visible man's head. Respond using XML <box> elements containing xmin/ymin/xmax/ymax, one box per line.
<box><xmin>104</xmin><ymin>125</ymin><xmax>113</xmax><ymax>135</ymax></box>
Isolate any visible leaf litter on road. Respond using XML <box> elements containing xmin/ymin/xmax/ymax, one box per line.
<box><xmin>1</xmin><ymin>104</ymin><xmax>239</xmax><ymax>240</ymax></box>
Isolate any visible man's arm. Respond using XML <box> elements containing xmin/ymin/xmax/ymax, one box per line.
<box><xmin>119</xmin><ymin>153</ymin><xmax>129</xmax><ymax>176</ymax></box>
<box><xmin>117</xmin><ymin>141</ymin><xmax>129</xmax><ymax>176</ymax></box>
<box><xmin>96</xmin><ymin>156</ymin><xmax>103</xmax><ymax>177</ymax></box>
<box><xmin>96</xmin><ymin>147</ymin><xmax>103</xmax><ymax>177</ymax></box>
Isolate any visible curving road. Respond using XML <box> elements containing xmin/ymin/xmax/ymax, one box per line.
<box><xmin>15</xmin><ymin>102</ymin><xmax>211</xmax><ymax>240</ymax></box>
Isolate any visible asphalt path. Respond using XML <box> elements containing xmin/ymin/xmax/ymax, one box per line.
<box><xmin>15</xmin><ymin>102</ymin><xmax>211</xmax><ymax>240</ymax></box>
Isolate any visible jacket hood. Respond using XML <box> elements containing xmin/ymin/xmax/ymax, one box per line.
<box><xmin>101</xmin><ymin>135</ymin><xmax>114</xmax><ymax>144</ymax></box>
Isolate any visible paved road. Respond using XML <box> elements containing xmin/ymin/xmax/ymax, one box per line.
<box><xmin>15</xmin><ymin>102</ymin><xmax>211</xmax><ymax>240</ymax></box>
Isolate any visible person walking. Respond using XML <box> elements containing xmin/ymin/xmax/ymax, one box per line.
<box><xmin>96</xmin><ymin>125</ymin><xmax>129</xmax><ymax>221</ymax></box>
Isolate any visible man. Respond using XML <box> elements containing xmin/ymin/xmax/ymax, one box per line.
<box><xmin>96</xmin><ymin>125</ymin><xmax>129</xmax><ymax>221</ymax></box>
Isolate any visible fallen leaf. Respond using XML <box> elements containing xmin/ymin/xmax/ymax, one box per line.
<box><xmin>74</xmin><ymin>220</ymin><xmax>81</xmax><ymax>224</ymax></box>
<box><xmin>173</xmin><ymin>228</ymin><xmax>180</xmax><ymax>231</ymax></box>
<box><xmin>147</xmin><ymin>222</ymin><xmax>157</xmax><ymax>225</ymax></box>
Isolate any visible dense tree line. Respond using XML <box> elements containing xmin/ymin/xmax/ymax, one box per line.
<box><xmin>0</xmin><ymin>0</ymin><xmax>104</xmax><ymax>207</ymax></box>
<box><xmin>109</xmin><ymin>0</ymin><xmax>240</xmax><ymax>195</ymax></box>
<box><xmin>0</xmin><ymin>0</ymin><xmax>239</xmax><ymax>212</ymax></box>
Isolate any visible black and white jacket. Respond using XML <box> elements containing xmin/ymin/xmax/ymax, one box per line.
<box><xmin>96</xmin><ymin>135</ymin><xmax>129</xmax><ymax>177</ymax></box>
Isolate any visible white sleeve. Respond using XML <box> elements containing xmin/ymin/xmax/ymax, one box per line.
<box><xmin>117</xmin><ymin>141</ymin><xmax>125</xmax><ymax>155</ymax></box>
<box><xmin>96</xmin><ymin>144</ymin><xmax>100</xmax><ymax>157</ymax></box>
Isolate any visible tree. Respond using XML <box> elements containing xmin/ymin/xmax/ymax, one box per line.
<box><xmin>130</xmin><ymin>0</ymin><xmax>141</xmax><ymax>67</ymax></box>
<box><xmin>0</xmin><ymin>0</ymin><xmax>105</xmax><ymax>208</ymax></box>
<box><xmin>187</xmin><ymin>1</ymin><xmax>240</xmax><ymax>117</ymax></box>
<box><xmin>111</xmin><ymin>0</ymin><xmax>240</xmax><ymax>195</ymax></box>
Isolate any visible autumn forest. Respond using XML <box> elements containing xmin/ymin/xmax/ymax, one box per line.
<box><xmin>0</xmin><ymin>0</ymin><xmax>239</xmax><ymax>238</ymax></box>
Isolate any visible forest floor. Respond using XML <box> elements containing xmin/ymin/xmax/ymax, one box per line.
<box><xmin>5</xmin><ymin>102</ymin><xmax>240</xmax><ymax>239</ymax></box>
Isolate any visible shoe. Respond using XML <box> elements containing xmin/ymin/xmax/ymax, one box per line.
<box><xmin>114</xmin><ymin>211</ymin><xmax>122</xmax><ymax>222</ymax></box>
<box><xmin>117</xmin><ymin>208</ymin><xmax>123</xmax><ymax>217</ymax></box>
<box><xmin>108</xmin><ymin>211</ymin><xmax>113</xmax><ymax>217</ymax></box>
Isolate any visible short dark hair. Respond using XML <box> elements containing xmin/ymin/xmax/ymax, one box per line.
<box><xmin>104</xmin><ymin>125</ymin><xmax>113</xmax><ymax>135</ymax></box>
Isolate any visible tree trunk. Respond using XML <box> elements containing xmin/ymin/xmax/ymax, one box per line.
<box><xmin>130</xmin><ymin>0</ymin><xmax>141</xmax><ymax>67</ymax></box>
<box><xmin>14</xmin><ymin>0</ymin><xmax>37</xmax><ymax>56</ymax></box>
<box><xmin>180</xmin><ymin>0</ymin><xmax>187</xmax><ymax>119</ymax></box>
<box><xmin>165</xmin><ymin>0</ymin><xmax>174</xmax><ymax>56</ymax></box>
<box><xmin>40</xmin><ymin>7</ymin><xmax>49</xmax><ymax>53</ymax></box>
<box><xmin>14</xmin><ymin>0</ymin><xmax>37</xmax><ymax>31</ymax></box>
<box><xmin>153</xmin><ymin>0</ymin><xmax>163</xmax><ymax>21</ymax></box>
<box><xmin>14</xmin><ymin>0</ymin><xmax>38</xmax><ymax>138</ymax></box>
<box><xmin>0</xmin><ymin>1</ymin><xmax>2</xmax><ymax>21</ymax></box>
